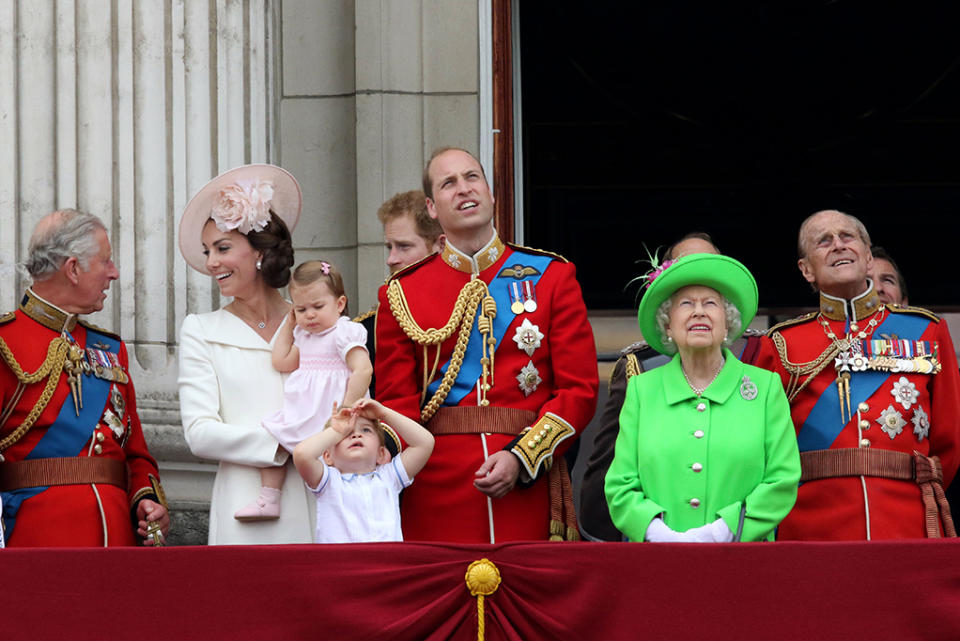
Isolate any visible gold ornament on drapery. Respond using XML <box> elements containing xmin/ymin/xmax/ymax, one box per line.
<box><xmin>465</xmin><ymin>558</ymin><xmax>501</xmax><ymax>641</ymax></box>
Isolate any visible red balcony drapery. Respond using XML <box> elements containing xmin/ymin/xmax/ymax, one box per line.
<box><xmin>3</xmin><ymin>540</ymin><xmax>959</xmax><ymax>640</ymax></box>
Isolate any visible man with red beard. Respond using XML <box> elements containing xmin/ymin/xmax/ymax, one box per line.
<box><xmin>755</xmin><ymin>209</ymin><xmax>960</xmax><ymax>539</ymax></box>
<box><xmin>375</xmin><ymin>147</ymin><xmax>597</xmax><ymax>543</ymax></box>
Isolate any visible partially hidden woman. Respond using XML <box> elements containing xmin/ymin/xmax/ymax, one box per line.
<box><xmin>605</xmin><ymin>254</ymin><xmax>800</xmax><ymax>542</ymax></box>
<box><xmin>177</xmin><ymin>164</ymin><xmax>314</xmax><ymax>544</ymax></box>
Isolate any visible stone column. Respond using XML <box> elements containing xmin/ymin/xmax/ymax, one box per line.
<box><xmin>0</xmin><ymin>0</ymin><xmax>279</xmax><ymax>544</ymax></box>
<box><xmin>352</xmin><ymin>0</ymin><xmax>481</xmax><ymax>314</ymax></box>
<box><xmin>1</xmin><ymin>0</ymin><xmax>483</xmax><ymax>544</ymax></box>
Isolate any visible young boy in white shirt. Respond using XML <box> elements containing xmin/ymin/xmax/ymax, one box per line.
<box><xmin>293</xmin><ymin>398</ymin><xmax>434</xmax><ymax>543</ymax></box>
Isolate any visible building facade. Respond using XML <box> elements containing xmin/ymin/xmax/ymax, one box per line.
<box><xmin>0</xmin><ymin>0</ymin><xmax>490</xmax><ymax>543</ymax></box>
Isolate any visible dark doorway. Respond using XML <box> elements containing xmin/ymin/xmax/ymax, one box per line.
<box><xmin>519</xmin><ymin>3</ymin><xmax>960</xmax><ymax>311</ymax></box>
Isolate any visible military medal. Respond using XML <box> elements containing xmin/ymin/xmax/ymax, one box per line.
<box><xmin>891</xmin><ymin>376</ymin><xmax>919</xmax><ymax>410</ymax></box>
<box><xmin>512</xmin><ymin>318</ymin><xmax>544</xmax><ymax>357</ymax></box>
<box><xmin>510</xmin><ymin>282</ymin><xmax>525</xmax><ymax>315</ymax></box>
<box><xmin>111</xmin><ymin>385</ymin><xmax>126</xmax><ymax>419</ymax></box>
<box><xmin>63</xmin><ymin>338</ymin><xmax>87</xmax><ymax>416</ymax></box>
<box><xmin>833</xmin><ymin>350</ymin><xmax>853</xmax><ymax>424</ymax></box>
<box><xmin>877</xmin><ymin>405</ymin><xmax>906</xmax><ymax>439</ymax></box>
<box><xmin>862</xmin><ymin>339</ymin><xmax>940</xmax><ymax>375</ymax></box>
<box><xmin>739</xmin><ymin>375</ymin><xmax>758</xmax><ymax>400</ymax></box>
<box><xmin>102</xmin><ymin>408</ymin><xmax>125</xmax><ymax>439</ymax></box>
<box><xmin>522</xmin><ymin>281</ymin><xmax>538</xmax><ymax>313</ymax></box>
<box><xmin>820</xmin><ymin>314</ymin><xmax>883</xmax><ymax>424</ymax></box>
<box><xmin>912</xmin><ymin>406</ymin><xmax>930</xmax><ymax>441</ymax></box>
<box><xmin>517</xmin><ymin>360</ymin><xmax>542</xmax><ymax>396</ymax></box>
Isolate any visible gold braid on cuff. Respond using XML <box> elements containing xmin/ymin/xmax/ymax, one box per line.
<box><xmin>511</xmin><ymin>413</ymin><xmax>575</xmax><ymax>479</ymax></box>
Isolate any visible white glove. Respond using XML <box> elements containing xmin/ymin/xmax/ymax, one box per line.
<box><xmin>687</xmin><ymin>518</ymin><xmax>734</xmax><ymax>543</ymax></box>
<box><xmin>645</xmin><ymin>517</ymin><xmax>687</xmax><ymax>542</ymax></box>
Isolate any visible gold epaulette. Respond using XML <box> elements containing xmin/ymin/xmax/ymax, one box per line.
<box><xmin>352</xmin><ymin>307</ymin><xmax>376</xmax><ymax>323</ymax></box>
<box><xmin>767</xmin><ymin>311</ymin><xmax>817</xmax><ymax>334</ymax></box>
<box><xmin>385</xmin><ymin>253</ymin><xmax>437</xmax><ymax>284</ymax></box>
<box><xmin>504</xmin><ymin>241</ymin><xmax>568</xmax><ymax>263</ymax></box>
<box><xmin>78</xmin><ymin>319</ymin><xmax>121</xmax><ymax>340</ymax></box>
<box><xmin>886</xmin><ymin>303</ymin><xmax>940</xmax><ymax>323</ymax></box>
<box><xmin>0</xmin><ymin>311</ymin><xmax>15</xmax><ymax>325</ymax></box>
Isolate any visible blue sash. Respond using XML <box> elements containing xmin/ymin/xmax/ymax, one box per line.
<box><xmin>426</xmin><ymin>251</ymin><xmax>554</xmax><ymax>407</ymax></box>
<box><xmin>1</xmin><ymin>328</ymin><xmax>118</xmax><ymax>536</ymax></box>
<box><xmin>797</xmin><ymin>312</ymin><xmax>932</xmax><ymax>452</ymax></box>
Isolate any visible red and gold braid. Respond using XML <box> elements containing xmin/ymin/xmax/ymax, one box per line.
<box><xmin>0</xmin><ymin>336</ymin><xmax>69</xmax><ymax>452</ymax></box>
<box><xmin>386</xmin><ymin>279</ymin><xmax>488</xmax><ymax>422</ymax></box>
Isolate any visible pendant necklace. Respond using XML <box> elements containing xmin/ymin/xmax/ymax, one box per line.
<box><xmin>682</xmin><ymin>357</ymin><xmax>725</xmax><ymax>396</ymax></box>
<box><xmin>819</xmin><ymin>309</ymin><xmax>883</xmax><ymax>424</ymax></box>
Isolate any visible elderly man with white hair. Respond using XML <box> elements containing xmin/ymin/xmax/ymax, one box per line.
<box><xmin>756</xmin><ymin>209</ymin><xmax>960</xmax><ymax>540</ymax></box>
<box><xmin>0</xmin><ymin>209</ymin><xmax>168</xmax><ymax>547</ymax></box>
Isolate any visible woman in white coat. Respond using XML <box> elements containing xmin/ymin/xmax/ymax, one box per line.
<box><xmin>177</xmin><ymin>164</ymin><xmax>314</xmax><ymax>544</ymax></box>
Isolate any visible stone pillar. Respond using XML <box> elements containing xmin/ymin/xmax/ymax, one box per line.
<box><xmin>0</xmin><ymin>0</ymin><xmax>279</xmax><ymax>544</ymax></box>
<box><xmin>1</xmin><ymin>0</ymin><xmax>482</xmax><ymax>544</ymax></box>
<box><xmin>352</xmin><ymin>0</ymin><xmax>480</xmax><ymax>314</ymax></box>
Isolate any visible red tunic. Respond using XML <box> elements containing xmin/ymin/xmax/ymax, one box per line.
<box><xmin>755</xmin><ymin>289</ymin><xmax>960</xmax><ymax>540</ymax></box>
<box><xmin>0</xmin><ymin>294</ymin><xmax>162</xmax><ymax>547</ymax></box>
<box><xmin>375</xmin><ymin>235</ymin><xmax>598</xmax><ymax>543</ymax></box>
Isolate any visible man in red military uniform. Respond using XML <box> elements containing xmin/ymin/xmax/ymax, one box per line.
<box><xmin>375</xmin><ymin>147</ymin><xmax>598</xmax><ymax>543</ymax></box>
<box><xmin>755</xmin><ymin>209</ymin><xmax>960</xmax><ymax>539</ymax></box>
<box><xmin>0</xmin><ymin>209</ymin><xmax>169</xmax><ymax>546</ymax></box>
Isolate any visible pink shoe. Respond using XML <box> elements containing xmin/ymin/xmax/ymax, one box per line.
<box><xmin>234</xmin><ymin>487</ymin><xmax>282</xmax><ymax>521</ymax></box>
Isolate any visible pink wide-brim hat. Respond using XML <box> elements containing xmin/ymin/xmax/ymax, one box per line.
<box><xmin>178</xmin><ymin>164</ymin><xmax>302</xmax><ymax>274</ymax></box>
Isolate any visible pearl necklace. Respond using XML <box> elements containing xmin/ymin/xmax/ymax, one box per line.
<box><xmin>681</xmin><ymin>357</ymin><xmax>725</xmax><ymax>396</ymax></box>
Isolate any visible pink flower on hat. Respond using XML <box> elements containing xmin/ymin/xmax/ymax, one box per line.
<box><xmin>211</xmin><ymin>178</ymin><xmax>275</xmax><ymax>234</ymax></box>
<box><xmin>645</xmin><ymin>258</ymin><xmax>676</xmax><ymax>286</ymax></box>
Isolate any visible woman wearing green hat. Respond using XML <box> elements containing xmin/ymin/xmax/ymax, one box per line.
<box><xmin>604</xmin><ymin>254</ymin><xmax>800</xmax><ymax>542</ymax></box>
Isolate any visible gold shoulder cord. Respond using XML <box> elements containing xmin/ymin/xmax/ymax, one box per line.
<box><xmin>386</xmin><ymin>278</ymin><xmax>496</xmax><ymax>422</ymax></box>
<box><xmin>0</xmin><ymin>337</ymin><xmax>69</xmax><ymax>454</ymax></box>
<box><xmin>771</xmin><ymin>331</ymin><xmax>839</xmax><ymax>402</ymax></box>
<box><xmin>623</xmin><ymin>353</ymin><xmax>642</xmax><ymax>380</ymax></box>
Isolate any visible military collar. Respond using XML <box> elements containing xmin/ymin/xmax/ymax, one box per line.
<box><xmin>20</xmin><ymin>288</ymin><xmax>79</xmax><ymax>332</ymax></box>
<box><xmin>440</xmin><ymin>230</ymin><xmax>506</xmax><ymax>275</ymax></box>
<box><xmin>818</xmin><ymin>281</ymin><xmax>881</xmax><ymax>322</ymax></box>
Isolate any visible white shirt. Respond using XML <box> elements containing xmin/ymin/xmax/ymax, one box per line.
<box><xmin>309</xmin><ymin>457</ymin><xmax>412</xmax><ymax>543</ymax></box>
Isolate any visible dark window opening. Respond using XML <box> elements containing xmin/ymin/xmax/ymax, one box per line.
<box><xmin>519</xmin><ymin>3</ymin><xmax>960</xmax><ymax>311</ymax></box>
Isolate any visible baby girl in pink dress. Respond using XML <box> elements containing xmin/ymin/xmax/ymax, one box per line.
<box><xmin>235</xmin><ymin>260</ymin><xmax>372</xmax><ymax>521</ymax></box>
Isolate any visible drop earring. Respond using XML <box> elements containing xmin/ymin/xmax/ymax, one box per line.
<box><xmin>256</xmin><ymin>258</ymin><xmax>262</xmax><ymax>270</ymax></box>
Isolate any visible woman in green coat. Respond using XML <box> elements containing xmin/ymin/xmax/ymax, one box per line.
<box><xmin>605</xmin><ymin>254</ymin><xmax>800</xmax><ymax>542</ymax></box>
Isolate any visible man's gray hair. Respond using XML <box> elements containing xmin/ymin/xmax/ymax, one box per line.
<box><xmin>24</xmin><ymin>209</ymin><xmax>107</xmax><ymax>281</ymax></box>
<box><xmin>796</xmin><ymin>209</ymin><xmax>871</xmax><ymax>259</ymax></box>
<box><xmin>655</xmin><ymin>294</ymin><xmax>742</xmax><ymax>356</ymax></box>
